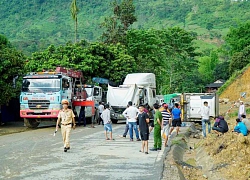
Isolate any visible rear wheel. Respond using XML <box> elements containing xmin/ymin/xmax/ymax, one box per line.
<box><xmin>24</xmin><ymin>118</ymin><xmax>40</xmax><ymax>128</ymax></box>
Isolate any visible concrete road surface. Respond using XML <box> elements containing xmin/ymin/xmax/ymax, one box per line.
<box><xmin>0</xmin><ymin>124</ymin><xmax>169</xmax><ymax>180</ymax></box>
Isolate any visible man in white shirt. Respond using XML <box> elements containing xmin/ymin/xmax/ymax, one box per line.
<box><xmin>122</xmin><ymin>101</ymin><xmax>141</xmax><ymax>141</ymax></box>
<box><xmin>238</xmin><ymin>101</ymin><xmax>246</xmax><ymax>119</ymax></box>
<box><xmin>98</xmin><ymin>102</ymin><xmax>104</xmax><ymax>125</ymax></box>
<box><xmin>101</xmin><ymin>104</ymin><xmax>114</xmax><ymax>140</ymax></box>
<box><xmin>199</xmin><ymin>101</ymin><xmax>211</xmax><ymax>137</ymax></box>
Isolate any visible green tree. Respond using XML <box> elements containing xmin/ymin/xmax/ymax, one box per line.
<box><xmin>26</xmin><ymin>41</ymin><xmax>136</xmax><ymax>83</ymax></box>
<box><xmin>126</xmin><ymin>28</ymin><xmax>200</xmax><ymax>94</ymax></box>
<box><xmin>71</xmin><ymin>0</ymin><xmax>79</xmax><ymax>43</ymax></box>
<box><xmin>213</xmin><ymin>60</ymin><xmax>230</xmax><ymax>80</ymax></box>
<box><xmin>159</xmin><ymin>27</ymin><xmax>199</xmax><ymax>94</ymax></box>
<box><xmin>100</xmin><ymin>0</ymin><xmax>136</xmax><ymax>44</ymax></box>
<box><xmin>0</xmin><ymin>35</ymin><xmax>26</xmax><ymax>105</ymax></box>
<box><xmin>229</xmin><ymin>45</ymin><xmax>250</xmax><ymax>74</ymax></box>
<box><xmin>225</xmin><ymin>22</ymin><xmax>250</xmax><ymax>54</ymax></box>
<box><xmin>198</xmin><ymin>51</ymin><xmax>219</xmax><ymax>83</ymax></box>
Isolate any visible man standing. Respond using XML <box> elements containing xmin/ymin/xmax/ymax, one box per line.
<box><xmin>98</xmin><ymin>102</ymin><xmax>104</xmax><ymax>125</ymax></box>
<box><xmin>200</xmin><ymin>101</ymin><xmax>211</xmax><ymax>137</ymax></box>
<box><xmin>169</xmin><ymin>103</ymin><xmax>182</xmax><ymax>136</ymax></box>
<box><xmin>161</xmin><ymin>104</ymin><xmax>172</xmax><ymax>147</ymax></box>
<box><xmin>138</xmin><ymin>105</ymin><xmax>150</xmax><ymax>154</ymax></box>
<box><xmin>78</xmin><ymin>106</ymin><xmax>86</xmax><ymax>127</ymax></box>
<box><xmin>122</xmin><ymin>101</ymin><xmax>141</xmax><ymax>141</ymax></box>
<box><xmin>150</xmin><ymin>103</ymin><xmax>162</xmax><ymax>151</ymax></box>
<box><xmin>121</xmin><ymin>105</ymin><xmax>129</xmax><ymax>138</ymax></box>
<box><xmin>101</xmin><ymin>104</ymin><xmax>114</xmax><ymax>140</ymax></box>
<box><xmin>56</xmin><ymin>99</ymin><xmax>76</xmax><ymax>152</ymax></box>
<box><xmin>238</xmin><ymin>101</ymin><xmax>246</xmax><ymax>119</ymax></box>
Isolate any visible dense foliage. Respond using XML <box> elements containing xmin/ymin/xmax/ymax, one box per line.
<box><xmin>1</xmin><ymin>0</ymin><xmax>250</xmax><ymax>54</ymax></box>
<box><xmin>26</xmin><ymin>41</ymin><xmax>136</xmax><ymax>83</ymax></box>
<box><xmin>0</xmin><ymin>35</ymin><xmax>26</xmax><ymax>105</ymax></box>
<box><xmin>1</xmin><ymin>0</ymin><xmax>250</xmax><ymax>105</ymax></box>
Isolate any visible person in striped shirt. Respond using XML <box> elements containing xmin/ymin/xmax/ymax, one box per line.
<box><xmin>161</xmin><ymin>104</ymin><xmax>172</xmax><ymax>147</ymax></box>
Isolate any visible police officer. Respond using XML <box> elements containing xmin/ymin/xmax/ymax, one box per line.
<box><xmin>56</xmin><ymin>99</ymin><xmax>76</xmax><ymax>152</ymax></box>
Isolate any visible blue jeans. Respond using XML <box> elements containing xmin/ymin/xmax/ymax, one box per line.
<box><xmin>79</xmin><ymin>110</ymin><xmax>86</xmax><ymax>126</ymax></box>
<box><xmin>202</xmin><ymin>119</ymin><xmax>211</xmax><ymax>137</ymax></box>
<box><xmin>123</xmin><ymin>124</ymin><xmax>129</xmax><ymax>137</ymax></box>
<box><xmin>128</xmin><ymin>122</ymin><xmax>139</xmax><ymax>140</ymax></box>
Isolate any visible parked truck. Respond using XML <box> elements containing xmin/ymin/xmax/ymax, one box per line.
<box><xmin>181</xmin><ymin>93</ymin><xmax>219</xmax><ymax>122</ymax></box>
<box><xmin>20</xmin><ymin>67</ymin><xmax>95</xmax><ymax>128</ymax></box>
<box><xmin>164</xmin><ymin>93</ymin><xmax>219</xmax><ymax>121</ymax></box>
<box><xmin>107</xmin><ymin>73</ymin><xmax>157</xmax><ymax>123</ymax></box>
<box><xmin>74</xmin><ymin>85</ymin><xmax>102</xmax><ymax>123</ymax></box>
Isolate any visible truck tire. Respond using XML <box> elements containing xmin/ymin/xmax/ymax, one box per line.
<box><xmin>24</xmin><ymin>118</ymin><xmax>40</xmax><ymax>128</ymax></box>
<box><xmin>111</xmin><ymin>119</ymin><xmax>118</xmax><ymax>124</ymax></box>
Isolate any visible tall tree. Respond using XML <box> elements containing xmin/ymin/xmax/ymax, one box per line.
<box><xmin>71</xmin><ymin>0</ymin><xmax>79</xmax><ymax>43</ymax></box>
<box><xmin>100</xmin><ymin>0</ymin><xmax>136</xmax><ymax>44</ymax></box>
<box><xmin>0</xmin><ymin>35</ymin><xmax>26</xmax><ymax>105</ymax></box>
<box><xmin>225</xmin><ymin>22</ymin><xmax>250</xmax><ymax>54</ymax></box>
<box><xmin>26</xmin><ymin>42</ymin><xmax>136</xmax><ymax>83</ymax></box>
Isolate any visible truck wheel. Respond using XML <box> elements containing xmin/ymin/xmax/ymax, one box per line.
<box><xmin>111</xmin><ymin>119</ymin><xmax>118</xmax><ymax>124</ymax></box>
<box><xmin>24</xmin><ymin>118</ymin><xmax>40</xmax><ymax>128</ymax></box>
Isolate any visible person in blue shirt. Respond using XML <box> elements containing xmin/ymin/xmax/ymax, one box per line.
<box><xmin>169</xmin><ymin>103</ymin><xmax>182</xmax><ymax>136</ymax></box>
<box><xmin>233</xmin><ymin>118</ymin><xmax>248</xmax><ymax>136</ymax></box>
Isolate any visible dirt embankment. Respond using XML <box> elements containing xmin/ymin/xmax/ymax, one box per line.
<box><xmin>163</xmin><ymin>111</ymin><xmax>250</xmax><ymax>180</ymax></box>
<box><xmin>220</xmin><ymin>66</ymin><xmax>250</xmax><ymax>102</ymax></box>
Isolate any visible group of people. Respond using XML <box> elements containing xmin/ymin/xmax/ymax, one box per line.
<box><xmin>56</xmin><ymin>99</ymin><xmax>114</xmax><ymax>152</ymax></box>
<box><xmin>121</xmin><ymin>101</ymin><xmax>182</xmax><ymax>153</ymax></box>
<box><xmin>56</xmin><ymin>98</ymin><xmax>250</xmax><ymax>153</ymax></box>
<box><xmin>201</xmin><ymin>101</ymin><xmax>250</xmax><ymax>137</ymax></box>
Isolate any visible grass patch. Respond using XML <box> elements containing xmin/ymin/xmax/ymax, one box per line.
<box><xmin>185</xmin><ymin>158</ymin><xmax>196</xmax><ymax>167</ymax></box>
<box><xmin>171</xmin><ymin>139</ymin><xmax>182</xmax><ymax>145</ymax></box>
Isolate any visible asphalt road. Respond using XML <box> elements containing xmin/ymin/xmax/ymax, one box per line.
<box><xmin>0</xmin><ymin>124</ymin><xmax>169</xmax><ymax>180</ymax></box>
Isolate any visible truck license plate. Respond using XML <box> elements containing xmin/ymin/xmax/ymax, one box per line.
<box><xmin>34</xmin><ymin>110</ymin><xmax>42</xmax><ymax>113</ymax></box>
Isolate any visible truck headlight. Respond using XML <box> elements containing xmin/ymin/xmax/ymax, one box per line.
<box><xmin>52</xmin><ymin>104</ymin><xmax>61</xmax><ymax>110</ymax></box>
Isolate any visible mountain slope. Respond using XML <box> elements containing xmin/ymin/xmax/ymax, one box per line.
<box><xmin>0</xmin><ymin>0</ymin><xmax>250</xmax><ymax>54</ymax></box>
<box><xmin>219</xmin><ymin>65</ymin><xmax>250</xmax><ymax>102</ymax></box>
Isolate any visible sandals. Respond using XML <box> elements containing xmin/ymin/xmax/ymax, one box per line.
<box><xmin>139</xmin><ymin>150</ymin><xmax>149</xmax><ymax>154</ymax></box>
<box><xmin>106</xmin><ymin>138</ymin><xmax>115</xmax><ymax>140</ymax></box>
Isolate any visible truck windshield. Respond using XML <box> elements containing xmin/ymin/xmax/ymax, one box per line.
<box><xmin>85</xmin><ymin>87</ymin><xmax>93</xmax><ymax>97</ymax></box>
<box><xmin>22</xmin><ymin>79</ymin><xmax>60</xmax><ymax>93</ymax></box>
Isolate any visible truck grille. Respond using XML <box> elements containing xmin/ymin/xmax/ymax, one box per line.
<box><xmin>112</xmin><ymin>107</ymin><xmax>126</xmax><ymax>113</ymax></box>
<box><xmin>28</xmin><ymin>100</ymin><xmax>50</xmax><ymax>109</ymax></box>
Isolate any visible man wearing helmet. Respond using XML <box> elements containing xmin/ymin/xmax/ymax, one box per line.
<box><xmin>56</xmin><ymin>99</ymin><xmax>76</xmax><ymax>152</ymax></box>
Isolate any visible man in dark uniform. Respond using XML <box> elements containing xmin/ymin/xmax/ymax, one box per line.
<box><xmin>138</xmin><ymin>105</ymin><xmax>150</xmax><ymax>154</ymax></box>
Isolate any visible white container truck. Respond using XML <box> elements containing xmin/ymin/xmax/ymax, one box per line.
<box><xmin>181</xmin><ymin>93</ymin><xmax>219</xmax><ymax>122</ymax></box>
<box><xmin>107</xmin><ymin>73</ymin><xmax>157</xmax><ymax>123</ymax></box>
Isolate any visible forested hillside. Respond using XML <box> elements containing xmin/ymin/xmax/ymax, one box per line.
<box><xmin>0</xmin><ymin>0</ymin><xmax>250</xmax><ymax>54</ymax></box>
<box><xmin>1</xmin><ymin>0</ymin><xmax>250</xmax><ymax>102</ymax></box>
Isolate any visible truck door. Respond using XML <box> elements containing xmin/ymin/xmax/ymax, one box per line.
<box><xmin>200</xmin><ymin>95</ymin><xmax>216</xmax><ymax>117</ymax></box>
<box><xmin>93</xmin><ymin>87</ymin><xmax>102</xmax><ymax>106</ymax></box>
<box><xmin>188</xmin><ymin>95</ymin><xmax>202</xmax><ymax>119</ymax></box>
<box><xmin>187</xmin><ymin>94</ymin><xmax>216</xmax><ymax>119</ymax></box>
<box><xmin>62</xmin><ymin>78</ymin><xmax>72</xmax><ymax>103</ymax></box>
